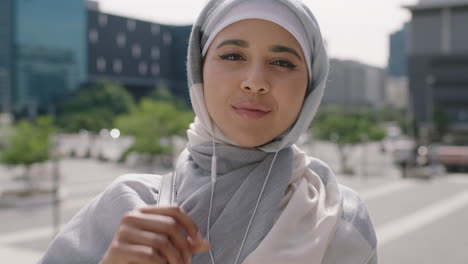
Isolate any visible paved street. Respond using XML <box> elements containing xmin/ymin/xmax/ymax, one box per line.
<box><xmin>1</xmin><ymin>140</ymin><xmax>468</xmax><ymax>263</ymax></box>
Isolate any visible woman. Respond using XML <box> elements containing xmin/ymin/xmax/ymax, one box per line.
<box><xmin>39</xmin><ymin>0</ymin><xmax>378</xmax><ymax>263</ymax></box>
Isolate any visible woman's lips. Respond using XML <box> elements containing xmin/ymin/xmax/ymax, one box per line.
<box><xmin>232</xmin><ymin>103</ymin><xmax>272</xmax><ymax>120</ymax></box>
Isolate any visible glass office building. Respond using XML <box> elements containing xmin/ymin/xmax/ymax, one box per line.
<box><xmin>0</xmin><ymin>0</ymin><xmax>14</xmax><ymax>113</ymax></box>
<box><xmin>10</xmin><ymin>0</ymin><xmax>87</xmax><ymax>115</ymax></box>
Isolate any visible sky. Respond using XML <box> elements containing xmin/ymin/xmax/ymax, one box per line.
<box><xmin>93</xmin><ymin>0</ymin><xmax>419</xmax><ymax>68</ymax></box>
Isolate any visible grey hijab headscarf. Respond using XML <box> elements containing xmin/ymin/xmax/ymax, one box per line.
<box><xmin>187</xmin><ymin>0</ymin><xmax>329</xmax><ymax>152</ymax></box>
<box><xmin>175</xmin><ymin>0</ymin><xmax>330</xmax><ymax>263</ymax></box>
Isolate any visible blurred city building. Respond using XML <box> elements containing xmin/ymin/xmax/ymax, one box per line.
<box><xmin>0</xmin><ymin>0</ymin><xmax>191</xmax><ymax>117</ymax></box>
<box><xmin>386</xmin><ymin>22</ymin><xmax>410</xmax><ymax>109</ymax></box>
<box><xmin>0</xmin><ymin>0</ymin><xmax>13</xmax><ymax>114</ymax></box>
<box><xmin>385</xmin><ymin>77</ymin><xmax>409</xmax><ymax>109</ymax></box>
<box><xmin>323</xmin><ymin>59</ymin><xmax>387</xmax><ymax>109</ymax></box>
<box><xmin>388</xmin><ymin>22</ymin><xmax>409</xmax><ymax>78</ymax></box>
<box><xmin>86</xmin><ymin>3</ymin><xmax>191</xmax><ymax>101</ymax></box>
<box><xmin>0</xmin><ymin>0</ymin><xmax>87</xmax><ymax>118</ymax></box>
<box><xmin>405</xmin><ymin>0</ymin><xmax>468</xmax><ymax>141</ymax></box>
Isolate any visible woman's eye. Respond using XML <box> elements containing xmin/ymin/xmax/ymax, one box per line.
<box><xmin>219</xmin><ymin>53</ymin><xmax>244</xmax><ymax>61</ymax></box>
<box><xmin>272</xmin><ymin>60</ymin><xmax>296</xmax><ymax>69</ymax></box>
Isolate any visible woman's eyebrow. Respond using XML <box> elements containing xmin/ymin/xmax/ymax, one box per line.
<box><xmin>270</xmin><ymin>45</ymin><xmax>302</xmax><ymax>61</ymax></box>
<box><xmin>216</xmin><ymin>39</ymin><xmax>249</xmax><ymax>49</ymax></box>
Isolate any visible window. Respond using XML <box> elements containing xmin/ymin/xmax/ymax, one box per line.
<box><xmin>89</xmin><ymin>29</ymin><xmax>98</xmax><ymax>43</ymax></box>
<box><xmin>459</xmin><ymin>110</ymin><xmax>467</xmax><ymax>121</ymax></box>
<box><xmin>98</xmin><ymin>14</ymin><xmax>108</xmax><ymax>27</ymax></box>
<box><xmin>113</xmin><ymin>59</ymin><xmax>123</xmax><ymax>73</ymax></box>
<box><xmin>97</xmin><ymin>57</ymin><xmax>106</xmax><ymax>72</ymax></box>
<box><xmin>116</xmin><ymin>32</ymin><xmax>126</xmax><ymax>48</ymax></box>
<box><xmin>132</xmin><ymin>44</ymin><xmax>141</xmax><ymax>58</ymax></box>
<box><xmin>139</xmin><ymin>62</ymin><xmax>148</xmax><ymax>75</ymax></box>
<box><xmin>127</xmin><ymin>19</ymin><xmax>136</xmax><ymax>32</ymax></box>
<box><xmin>151</xmin><ymin>24</ymin><xmax>160</xmax><ymax>35</ymax></box>
<box><xmin>163</xmin><ymin>32</ymin><xmax>172</xmax><ymax>46</ymax></box>
<box><xmin>151</xmin><ymin>46</ymin><xmax>160</xmax><ymax>60</ymax></box>
<box><xmin>151</xmin><ymin>64</ymin><xmax>160</xmax><ymax>76</ymax></box>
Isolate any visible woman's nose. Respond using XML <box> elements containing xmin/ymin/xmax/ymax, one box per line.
<box><xmin>240</xmin><ymin>65</ymin><xmax>271</xmax><ymax>94</ymax></box>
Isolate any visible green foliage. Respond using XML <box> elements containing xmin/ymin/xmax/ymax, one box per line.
<box><xmin>377</xmin><ymin>107</ymin><xmax>408</xmax><ymax>134</ymax></box>
<box><xmin>376</xmin><ymin>107</ymin><xmax>405</xmax><ymax>122</ymax></box>
<box><xmin>312</xmin><ymin>105</ymin><xmax>386</xmax><ymax>174</ymax></box>
<box><xmin>148</xmin><ymin>84</ymin><xmax>174</xmax><ymax>102</ymax></box>
<box><xmin>61</xmin><ymin>81</ymin><xmax>135</xmax><ymax>114</ymax></box>
<box><xmin>148</xmin><ymin>84</ymin><xmax>189</xmax><ymax>110</ymax></box>
<box><xmin>313</xmin><ymin>106</ymin><xmax>386</xmax><ymax>145</ymax></box>
<box><xmin>0</xmin><ymin>117</ymin><xmax>55</xmax><ymax>167</ymax></box>
<box><xmin>59</xmin><ymin>108</ymin><xmax>114</xmax><ymax>133</ymax></box>
<box><xmin>57</xmin><ymin>81</ymin><xmax>135</xmax><ymax>133</ymax></box>
<box><xmin>115</xmin><ymin>99</ymin><xmax>194</xmax><ymax>157</ymax></box>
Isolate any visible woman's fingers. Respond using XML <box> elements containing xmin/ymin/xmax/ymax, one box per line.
<box><xmin>138</xmin><ymin>205</ymin><xmax>211</xmax><ymax>253</ymax></box>
<box><xmin>102</xmin><ymin>205</ymin><xmax>209</xmax><ymax>264</ymax></box>
<box><xmin>188</xmin><ymin>236</ymin><xmax>211</xmax><ymax>253</ymax></box>
<box><xmin>103</xmin><ymin>205</ymin><xmax>210</xmax><ymax>264</ymax></box>
<box><xmin>118</xmin><ymin>224</ymin><xmax>188</xmax><ymax>264</ymax></box>
<box><xmin>139</xmin><ymin>206</ymin><xmax>201</xmax><ymax>242</ymax></box>
<box><xmin>108</xmin><ymin>241</ymin><xmax>168</xmax><ymax>264</ymax></box>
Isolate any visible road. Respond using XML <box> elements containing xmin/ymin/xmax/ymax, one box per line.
<box><xmin>1</xmin><ymin>142</ymin><xmax>467</xmax><ymax>263</ymax></box>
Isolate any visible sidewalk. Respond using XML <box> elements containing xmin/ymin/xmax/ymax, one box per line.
<box><xmin>0</xmin><ymin>156</ymin><xmax>173</xmax><ymax>264</ymax></box>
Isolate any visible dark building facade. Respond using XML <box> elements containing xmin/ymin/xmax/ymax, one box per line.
<box><xmin>406</xmin><ymin>0</ymin><xmax>468</xmax><ymax>139</ymax></box>
<box><xmin>164</xmin><ymin>25</ymin><xmax>193</xmax><ymax>102</ymax></box>
<box><xmin>86</xmin><ymin>8</ymin><xmax>191</xmax><ymax>102</ymax></box>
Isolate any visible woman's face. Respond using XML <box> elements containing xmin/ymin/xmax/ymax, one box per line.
<box><xmin>203</xmin><ymin>19</ymin><xmax>308</xmax><ymax>148</ymax></box>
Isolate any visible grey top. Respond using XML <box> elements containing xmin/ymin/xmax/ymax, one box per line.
<box><xmin>37</xmin><ymin>172</ymin><xmax>377</xmax><ymax>264</ymax></box>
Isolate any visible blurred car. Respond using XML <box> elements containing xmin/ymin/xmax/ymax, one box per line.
<box><xmin>433</xmin><ymin>145</ymin><xmax>468</xmax><ymax>172</ymax></box>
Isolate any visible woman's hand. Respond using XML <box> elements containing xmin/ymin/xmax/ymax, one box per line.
<box><xmin>100</xmin><ymin>205</ymin><xmax>211</xmax><ymax>264</ymax></box>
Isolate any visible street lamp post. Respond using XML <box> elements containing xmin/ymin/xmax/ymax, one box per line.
<box><xmin>425</xmin><ymin>75</ymin><xmax>436</xmax><ymax>175</ymax></box>
<box><xmin>425</xmin><ymin>75</ymin><xmax>435</xmax><ymax>139</ymax></box>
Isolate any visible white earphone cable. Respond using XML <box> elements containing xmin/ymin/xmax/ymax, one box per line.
<box><xmin>206</xmin><ymin>125</ymin><xmax>280</xmax><ymax>264</ymax></box>
<box><xmin>207</xmin><ymin>128</ymin><xmax>217</xmax><ymax>264</ymax></box>
<box><xmin>233</xmin><ymin>150</ymin><xmax>279</xmax><ymax>264</ymax></box>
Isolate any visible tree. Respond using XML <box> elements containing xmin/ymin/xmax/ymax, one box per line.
<box><xmin>148</xmin><ymin>84</ymin><xmax>189</xmax><ymax>110</ymax></box>
<box><xmin>376</xmin><ymin>107</ymin><xmax>408</xmax><ymax>135</ymax></box>
<box><xmin>1</xmin><ymin>117</ymin><xmax>55</xmax><ymax>191</ymax></box>
<box><xmin>115</xmin><ymin>99</ymin><xmax>194</xmax><ymax>162</ymax></box>
<box><xmin>56</xmin><ymin>81</ymin><xmax>135</xmax><ymax>158</ymax></box>
<box><xmin>312</xmin><ymin>106</ymin><xmax>386</xmax><ymax>174</ymax></box>
<box><xmin>148</xmin><ymin>84</ymin><xmax>174</xmax><ymax>102</ymax></box>
<box><xmin>57</xmin><ymin>81</ymin><xmax>135</xmax><ymax>133</ymax></box>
